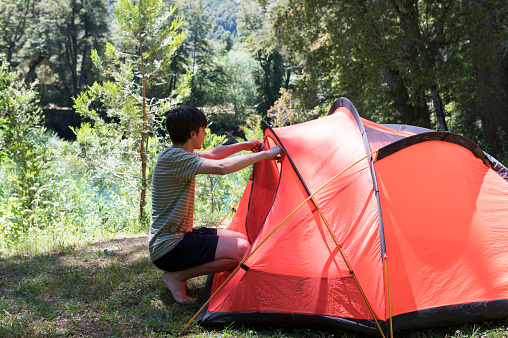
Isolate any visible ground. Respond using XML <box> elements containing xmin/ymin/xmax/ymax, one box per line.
<box><xmin>0</xmin><ymin>235</ymin><xmax>208</xmax><ymax>337</ymax></box>
<box><xmin>2</xmin><ymin>235</ymin><xmax>508</xmax><ymax>337</ymax></box>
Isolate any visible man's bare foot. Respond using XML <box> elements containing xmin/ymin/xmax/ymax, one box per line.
<box><xmin>161</xmin><ymin>272</ymin><xmax>196</xmax><ymax>304</ymax></box>
<box><xmin>185</xmin><ymin>280</ymin><xmax>194</xmax><ymax>291</ymax></box>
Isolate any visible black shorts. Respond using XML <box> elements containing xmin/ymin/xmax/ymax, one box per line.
<box><xmin>153</xmin><ymin>227</ymin><xmax>219</xmax><ymax>272</ymax></box>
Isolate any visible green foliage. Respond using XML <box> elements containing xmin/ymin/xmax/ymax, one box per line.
<box><xmin>267</xmin><ymin>88</ymin><xmax>317</xmax><ymax>127</ymax></box>
<box><xmin>0</xmin><ymin>0</ymin><xmax>33</xmax><ymax>64</ymax></box>
<box><xmin>273</xmin><ymin>0</ymin><xmax>508</xmax><ymax>156</ymax></box>
<box><xmin>73</xmin><ymin>0</ymin><xmax>191</xmax><ymax>220</ymax></box>
<box><xmin>0</xmin><ymin>56</ymin><xmax>55</xmax><ymax>239</ymax></box>
<box><xmin>1</xmin><ymin>0</ymin><xmax>112</xmax><ymax>107</ymax></box>
<box><xmin>174</xmin><ymin>0</ymin><xmax>214</xmax><ymax>107</ymax></box>
<box><xmin>204</xmin><ymin>0</ymin><xmax>240</xmax><ymax>40</ymax></box>
<box><xmin>0</xmin><ymin>55</ymin><xmax>143</xmax><ymax>251</ymax></box>
<box><xmin>237</xmin><ymin>1</ymin><xmax>289</xmax><ymax>116</ymax></box>
<box><xmin>198</xmin><ymin>49</ymin><xmax>258</xmax><ymax>119</ymax></box>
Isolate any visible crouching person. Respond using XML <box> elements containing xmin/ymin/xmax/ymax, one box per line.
<box><xmin>149</xmin><ymin>105</ymin><xmax>283</xmax><ymax>303</ymax></box>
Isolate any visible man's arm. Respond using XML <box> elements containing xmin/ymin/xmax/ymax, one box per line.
<box><xmin>196</xmin><ymin>146</ymin><xmax>283</xmax><ymax>175</ymax></box>
<box><xmin>198</xmin><ymin>140</ymin><xmax>262</xmax><ymax>160</ymax></box>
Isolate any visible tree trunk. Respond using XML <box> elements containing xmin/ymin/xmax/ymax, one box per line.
<box><xmin>24</xmin><ymin>55</ymin><xmax>45</xmax><ymax>83</ymax></box>
<box><xmin>258</xmin><ymin>52</ymin><xmax>273</xmax><ymax>116</ymax></box>
<box><xmin>139</xmin><ymin>27</ymin><xmax>147</xmax><ymax>221</ymax></box>
<box><xmin>383</xmin><ymin>67</ymin><xmax>431</xmax><ymax>128</ymax></box>
<box><xmin>69</xmin><ymin>0</ymin><xmax>78</xmax><ymax>97</ymax></box>
<box><xmin>78</xmin><ymin>0</ymin><xmax>90</xmax><ymax>93</ymax></box>
<box><xmin>285</xmin><ymin>67</ymin><xmax>291</xmax><ymax>90</ymax></box>
<box><xmin>431</xmin><ymin>84</ymin><xmax>448</xmax><ymax>131</ymax></box>
<box><xmin>6</xmin><ymin>43</ymin><xmax>14</xmax><ymax>66</ymax></box>
<box><xmin>387</xmin><ymin>0</ymin><xmax>432</xmax><ymax>128</ymax></box>
<box><xmin>469</xmin><ymin>4</ymin><xmax>508</xmax><ymax>156</ymax></box>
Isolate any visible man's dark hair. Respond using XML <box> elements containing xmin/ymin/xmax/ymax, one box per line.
<box><xmin>165</xmin><ymin>106</ymin><xmax>207</xmax><ymax>144</ymax></box>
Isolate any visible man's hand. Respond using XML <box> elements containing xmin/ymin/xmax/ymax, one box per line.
<box><xmin>264</xmin><ymin>145</ymin><xmax>284</xmax><ymax>162</ymax></box>
<box><xmin>244</xmin><ymin>140</ymin><xmax>263</xmax><ymax>152</ymax></box>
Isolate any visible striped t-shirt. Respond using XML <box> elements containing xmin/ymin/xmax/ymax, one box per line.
<box><xmin>148</xmin><ymin>146</ymin><xmax>205</xmax><ymax>262</ymax></box>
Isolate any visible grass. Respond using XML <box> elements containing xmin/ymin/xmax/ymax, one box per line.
<box><xmin>1</xmin><ymin>234</ymin><xmax>508</xmax><ymax>338</ymax></box>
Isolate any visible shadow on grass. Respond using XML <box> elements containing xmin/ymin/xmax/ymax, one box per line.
<box><xmin>0</xmin><ymin>235</ymin><xmax>205</xmax><ymax>337</ymax></box>
<box><xmin>1</xmin><ymin>235</ymin><xmax>508</xmax><ymax>337</ymax></box>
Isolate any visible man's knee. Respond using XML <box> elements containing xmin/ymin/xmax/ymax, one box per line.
<box><xmin>216</xmin><ymin>236</ymin><xmax>249</xmax><ymax>261</ymax></box>
<box><xmin>229</xmin><ymin>238</ymin><xmax>249</xmax><ymax>261</ymax></box>
<box><xmin>237</xmin><ymin>238</ymin><xmax>249</xmax><ymax>256</ymax></box>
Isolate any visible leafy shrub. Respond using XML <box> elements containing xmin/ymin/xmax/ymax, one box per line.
<box><xmin>0</xmin><ymin>56</ymin><xmax>56</xmax><ymax>240</ymax></box>
<box><xmin>0</xmin><ymin>56</ymin><xmax>143</xmax><ymax>254</ymax></box>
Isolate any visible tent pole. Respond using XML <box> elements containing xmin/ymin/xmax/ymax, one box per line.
<box><xmin>384</xmin><ymin>255</ymin><xmax>394</xmax><ymax>338</ymax></box>
<box><xmin>215</xmin><ymin>198</ymin><xmax>241</xmax><ymax>229</ymax></box>
<box><xmin>180</xmin><ymin>150</ymin><xmax>378</xmax><ymax>335</ymax></box>
<box><xmin>311</xmin><ymin>198</ymin><xmax>386</xmax><ymax>338</ymax></box>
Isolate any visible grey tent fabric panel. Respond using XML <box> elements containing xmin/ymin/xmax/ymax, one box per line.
<box><xmin>376</xmin><ymin>132</ymin><xmax>490</xmax><ymax>165</ymax></box>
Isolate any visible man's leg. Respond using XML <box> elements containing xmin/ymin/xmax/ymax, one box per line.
<box><xmin>162</xmin><ymin>232</ymin><xmax>249</xmax><ymax>303</ymax></box>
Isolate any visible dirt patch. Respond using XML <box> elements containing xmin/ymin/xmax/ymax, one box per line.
<box><xmin>74</xmin><ymin>234</ymin><xmax>148</xmax><ymax>257</ymax></box>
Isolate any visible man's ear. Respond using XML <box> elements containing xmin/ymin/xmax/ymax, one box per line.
<box><xmin>190</xmin><ymin>130</ymin><xmax>197</xmax><ymax>139</ymax></box>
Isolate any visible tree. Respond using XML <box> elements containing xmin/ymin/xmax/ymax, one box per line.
<box><xmin>0</xmin><ymin>0</ymin><xmax>111</xmax><ymax>108</ymax></box>
<box><xmin>466</xmin><ymin>0</ymin><xmax>508</xmax><ymax>156</ymax></box>
<box><xmin>273</xmin><ymin>0</ymin><xmax>508</xmax><ymax>154</ymax></box>
<box><xmin>206</xmin><ymin>0</ymin><xmax>241</xmax><ymax>40</ymax></box>
<box><xmin>218</xmin><ymin>49</ymin><xmax>258</xmax><ymax>116</ymax></box>
<box><xmin>175</xmin><ymin>0</ymin><xmax>213</xmax><ymax>106</ymax></box>
<box><xmin>238</xmin><ymin>1</ymin><xmax>295</xmax><ymax>117</ymax></box>
<box><xmin>44</xmin><ymin>0</ymin><xmax>111</xmax><ymax>106</ymax></box>
<box><xmin>0</xmin><ymin>0</ymin><xmax>33</xmax><ymax>66</ymax></box>
<box><xmin>73</xmin><ymin>0</ymin><xmax>190</xmax><ymax>221</ymax></box>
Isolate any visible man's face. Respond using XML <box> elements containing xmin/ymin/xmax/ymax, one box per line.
<box><xmin>194</xmin><ymin>127</ymin><xmax>207</xmax><ymax>149</ymax></box>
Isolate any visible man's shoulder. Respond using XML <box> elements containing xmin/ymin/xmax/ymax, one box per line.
<box><xmin>156</xmin><ymin>146</ymin><xmax>203</xmax><ymax>171</ymax></box>
<box><xmin>159</xmin><ymin>146</ymin><xmax>192</xmax><ymax>159</ymax></box>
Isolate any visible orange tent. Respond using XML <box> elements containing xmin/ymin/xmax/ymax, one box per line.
<box><xmin>196</xmin><ymin>98</ymin><xmax>508</xmax><ymax>336</ymax></box>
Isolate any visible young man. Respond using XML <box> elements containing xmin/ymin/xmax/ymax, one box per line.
<box><xmin>149</xmin><ymin>106</ymin><xmax>283</xmax><ymax>303</ymax></box>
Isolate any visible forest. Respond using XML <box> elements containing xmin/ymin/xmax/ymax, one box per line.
<box><xmin>1</xmin><ymin>0</ymin><xmax>508</xmax><ymax>248</ymax></box>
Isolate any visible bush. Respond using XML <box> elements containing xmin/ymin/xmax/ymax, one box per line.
<box><xmin>0</xmin><ymin>56</ymin><xmax>144</xmax><ymax>255</ymax></box>
<box><xmin>0</xmin><ymin>56</ymin><xmax>56</xmax><ymax>240</ymax></box>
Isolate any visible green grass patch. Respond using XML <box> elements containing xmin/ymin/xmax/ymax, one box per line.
<box><xmin>1</xmin><ymin>235</ymin><xmax>508</xmax><ymax>337</ymax></box>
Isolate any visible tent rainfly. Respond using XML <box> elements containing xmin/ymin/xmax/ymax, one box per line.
<box><xmin>194</xmin><ymin>98</ymin><xmax>508</xmax><ymax>336</ymax></box>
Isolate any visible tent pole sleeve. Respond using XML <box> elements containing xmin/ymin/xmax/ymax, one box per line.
<box><xmin>329</xmin><ymin>98</ymin><xmax>388</xmax><ymax>258</ymax></box>
<box><xmin>331</xmin><ymin>98</ymin><xmax>391</xmax><ymax>333</ymax></box>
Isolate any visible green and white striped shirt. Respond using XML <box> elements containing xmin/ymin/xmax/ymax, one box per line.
<box><xmin>148</xmin><ymin>146</ymin><xmax>205</xmax><ymax>262</ymax></box>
